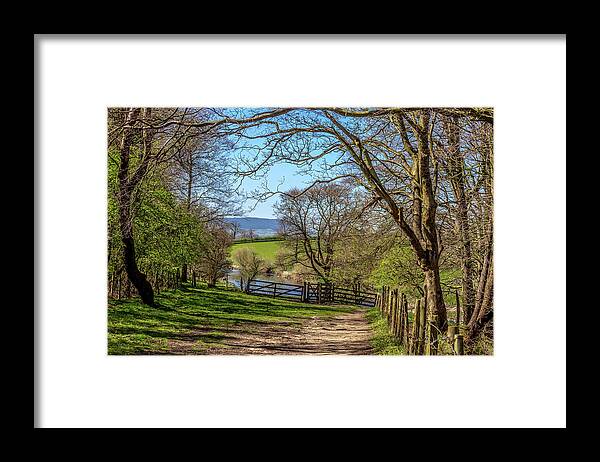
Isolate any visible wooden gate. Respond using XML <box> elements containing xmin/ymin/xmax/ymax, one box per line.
<box><xmin>246</xmin><ymin>279</ymin><xmax>377</xmax><ymax>308</ymax></box>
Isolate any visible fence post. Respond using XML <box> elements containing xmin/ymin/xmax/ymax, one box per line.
<box><xmin>419</xmin><ymin>297</ymin><xmax>427</xmax><ymax>355</ymax></box>
<box><xmin>455</xmin><ymin>289</ymin><xmax>461</xmax><ymax>327</ymax></box>
<box><xmin>273</xmin><ymin>282</ymin><xmax>277</xmax><ymax>297</ymax></box>
<box><xmin>454</xmin><ymin>334</ymin><xmax>464</xmax><ymax>355</ymax></box>
<box><xmin>391</xmin><ymin>289</ymin><xmax>396</xmax><ymax>336</ymax></box>
<box><xmin>384</xmin><ymin>286</ymin><xmax>388</xmax><ymax>316</ymax></box>
<box><xmin>317</xmin><ymin>282</ymin><xmax>321</xmax><ymax>304</ymax></box>
<box><xmin>448</xmin><ymin>325</ymin><xmax>458</xmax><ymax>342</ymax></box>
<box><xmin>396</xmin><ymin>290</ymin><xmax>400</xmax><ymax>337</ymax></box>
<box><xmin>411</xmin><ymin>299</ymin><xmax>421</xmax><ymax>355</ymax></box>
<box><xmin>400</xmin><ymin>292</ymin><xmax>406</xmax><ymax>345</ymax></box>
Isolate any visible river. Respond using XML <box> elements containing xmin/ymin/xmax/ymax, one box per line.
<box><xmin>225</xmin><ymin>268</ymin><xmax>300</xmax><ymax>290</ymax></box>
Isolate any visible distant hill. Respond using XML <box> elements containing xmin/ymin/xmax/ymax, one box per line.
<box><xmin>224</xmin><ymin>217</ymin><xmax>281</xmax><ymax>237</ymax></box>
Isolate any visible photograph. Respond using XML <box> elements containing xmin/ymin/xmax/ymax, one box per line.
<box><xmin>36</xmin><ymin>34</ymin><xmax>566</xmax><ymax>429</ymax></box>
<box><xmin>107</xmin><ymin>107</ymin><xmax>494</xmax><ymax>356</ymax></box>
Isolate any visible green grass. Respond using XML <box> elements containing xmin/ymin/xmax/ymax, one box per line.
<box><xmin>229</xmin><ymin>240</ymin><xmax>283</xmax><ymax>264</ymax></box>
<box><xmin>108</xmin><ymin>283</ymin><xmax>354</xmax><ymax>355</ymax></box>
<box><xmin>365</xmin><ymin>307</ymin><xmax>406</xmax><ymax>355</ymax></box>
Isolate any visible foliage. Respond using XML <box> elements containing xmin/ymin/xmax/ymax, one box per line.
<box><xmin>370</xmin><ymin>245</ymin><xmax>424</xmax><ymax>297</ymax></box>
<box><xmin>108</xmin><ymin>153</ymin><xmax>207</xmax><ymax>279</ymax></box>
<box><xmin>196</xmin><ymin>225</ymin><xmax>233</xmax><ymax>287</ymax></box>
<box><xmin>232</xmin><ymin>247</ymin><xmax>264</xmax><ymax>290</ymax></box>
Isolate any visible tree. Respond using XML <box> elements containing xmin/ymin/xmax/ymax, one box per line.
<box><xmin>197</xmin><ymin>224</ymin><xmax>233</xmax><ymax>287</ymax></box>
<box><xmin>232</xmin><ymin>248</ymin><xmax>264</xmax><ymax>292</ymax></box>
<box><xmin>216</xmin><ymin>107</ymin><xmax>494</xmax><ymax>348</ymax></box>
<box><xmin>240</xmin><ymin>229</ymin><xmax>256</xmax><ymax>240</ymax></box>
<box><xmin>168</xmin><ymin>115</ymin><xmax>241</xmax><ymax>282</ymax></box>
<box><xmin>114</xmin><ymin>108</ymin><xmax>155</xmax><ymax>305</ymax></box>
<box><xmin>227</xmin><ymin>221</ymin><xmax>241</xmax><ymax>240</ymax></box>
<box><xmin>275</xmin><ymin>183</ymin><xmax>360</xmax><ymax>282</ymax></box>
<box><xmin>109</xmin><ymin>107</ymin><xmax>219</xmax><ymax>304</ymax></box>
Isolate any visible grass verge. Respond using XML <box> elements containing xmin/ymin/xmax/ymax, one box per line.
<box><xmin>365</xmin><ymin>307</ymin><xmax>406</xmax><ymax>355</ymax></box>
<box><xmin>108</xmin><ymin>283</ymin><xmax>354</xmax><ymax>355</ymax></box>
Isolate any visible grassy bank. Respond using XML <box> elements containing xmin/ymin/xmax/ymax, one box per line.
<box><xmin>366</xmin><ymin>307</ymin><xmax>406</xmax><ymax>355</ymax></box>
<box><xmin>108</xmin><ymin>283</ymin><xmax>354</xmax><ymax>354</ymax></box>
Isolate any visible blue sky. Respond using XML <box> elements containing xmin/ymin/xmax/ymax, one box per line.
<box><xmin>220</xmin><ymin>108</ymin><xmax>320</xmax><ymax>219</ymax></box>
<box><xmin>217</xmin><ymin>107</ymin><xmax>357</xmax><ymax>219</ymax></box>
<box><xmin>236</xmin><ymin>161</ymin><xmax>308</xmax><ymax>219</ymax></box>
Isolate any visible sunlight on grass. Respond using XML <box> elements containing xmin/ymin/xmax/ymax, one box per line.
<box><xmin>366</xmin><ymin>307</ymin><xmax>406</xmax><ymax>355</ymax></box>
<box><xmin>108</xmin><ymin>284</ymin><xmax>353</xmax><ymax>354</ymax></box>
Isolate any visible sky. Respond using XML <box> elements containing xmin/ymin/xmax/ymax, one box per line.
<box><xmin>236</xmin><ymin>161</ymin><xmax>308</xmax><ymax>219</ymax></box>
<box><xmin>220</xmin><ymin>108</ymin><xmax>321</xmax><ymax>219</ymax></box>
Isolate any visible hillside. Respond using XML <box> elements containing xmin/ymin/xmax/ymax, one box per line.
<box><xmin>224</xmin><ymin>216</ymin><xmax>281</xmax><ymax>237</ymax></box>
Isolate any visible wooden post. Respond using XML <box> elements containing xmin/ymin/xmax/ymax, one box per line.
<box><xmin>402</xmin><ymin>293</ymin><xmax>408</xmax><ymax>346</ymax></box>
<box><xmin>390</xmin><ymin>289</ymin><xmax>397</xmax><ymax>335</ymax></box>
<box><xmin>385</xmin><ymin>286</ymin><xmax>389</xmax><ymax>316</ymax></box>
<box><xmin>273</xmin><ymin>282</ymin><xmax>277</xmax><ymax>297</ymax></box>
<box><xmin>411</xmin><ymin>299</ymin><xmax>421</xmax><ymax>355</ymax></box>
<box><xmin>385</xmin><ymin>287</ymin><xmax>390</xmax><ymax>320</ymax></box>
<box><xmin>317</xmin><ymin>282</ymin><xmax>321</xmax><ymax>304</ymax></box>
<box><xmin>397</xmin><ymin>293</ymin><xmax>403</xmax><ymax>342</ymax></box>
<box><xmin>448</xmin><ymin>325</ymin><xmax>458</xmax><ymax>341</ymax></box>
<box><xmin>393</xmin><ymin>289</ymin><xmax>399</xmax><ymax>336</ymax></box>
<box><xmin>455</xmin><ymin>289</ymin><xmax>461</xmax><ymax>328</ymax></box>
<box><xmin>419</xmin><ymin>297</ymin><xmax>427</xmax><ymax>355</ymax></box>
<box><xmin>454</xmin><ymin>334</ymin><xmax>464</xmax><ymax>355</ymax></box>
<box><xmin>395</xmin><ymin>291</ymin><xmax>401</xmax><ymax>338</ymax></box>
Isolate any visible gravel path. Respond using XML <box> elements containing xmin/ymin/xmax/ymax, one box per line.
<box><xmin>167</xmin><ymin>308</ymin><xmax>374</xmax><ymax>355</ymax></box>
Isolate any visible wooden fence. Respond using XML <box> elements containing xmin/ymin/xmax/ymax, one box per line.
<box><xmin>247</xmin><ymin>280</ymin><xmax>304</xmax><ymax>301</ymax></box>
<box><xmin>246</xmin><ymin>280</ymin><xmax>377</xmax><ymax>307</ymax></box>
<box><xmin>376</xmin><ymin>286</ymin><xmax>465</xmax><ymax>355</ymax></box>
<box><xmin>108</xmin><ymin>267</ymin><xmax>201</xmax><ymax>300</ymax></box>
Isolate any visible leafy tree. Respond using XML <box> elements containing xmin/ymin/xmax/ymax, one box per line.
<box><xmin>196</xmin><ymin>224</ymin><xmax>233</xmax><ymax>287</ymax></box>
<box><xmin>232</xmin><ymin>248</ymin><xmax>264</xmax><ymax>292</ymax></box>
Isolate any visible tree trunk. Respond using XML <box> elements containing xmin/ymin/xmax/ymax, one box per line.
<box><xmin>117</xmin><ymin>107</ymin><xmax>155</xmax><ymax>306</ymax></box>
<box><xmin>467</xmin><ymin>250</ymin><xmax>493</xmax><ymax>343</ymax></box>
<box><xmin>181</xmin><ymin>264</ymin><xmax>188</xmax><ymax>283</ymax></box>
<box><xmin>443</xmin><ymin>115</ymin><xmax>475</xmax><ymax>322</ymax></box>
<box><xmin>471</xmin><ymin>232</ymin><xmax>493</xmax><ymax>327</ymax></box>
<box><xmin>122</xmin><ymin>237</ymin><xmax>154</xmax><ymax>305</ymax></box>
<box><xmin>424</xmin><ymin>264</ymin><xmax>448</xmax><ymax>341</ymax></box>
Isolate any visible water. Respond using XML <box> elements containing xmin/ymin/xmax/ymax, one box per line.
<box><xmin>225</xmin><ymin>268</ymin><xmax>300</xmax><ymax>290</ymax></box>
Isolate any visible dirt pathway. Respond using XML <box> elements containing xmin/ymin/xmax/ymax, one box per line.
<box><xmin>168</xmin><ymin>308</ymin><xmax>374</xmax><ymax>355</ymax></box>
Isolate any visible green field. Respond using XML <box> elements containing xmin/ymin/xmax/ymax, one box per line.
<box><xmin>229</xmin><ymin>239</ymin><xmax>283</xmax><ymax>264</ymax></box>
<box><xmin>108</xmin><ymin>284</ymin><xmax>353</xmax><ymax>354</ymax></box>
